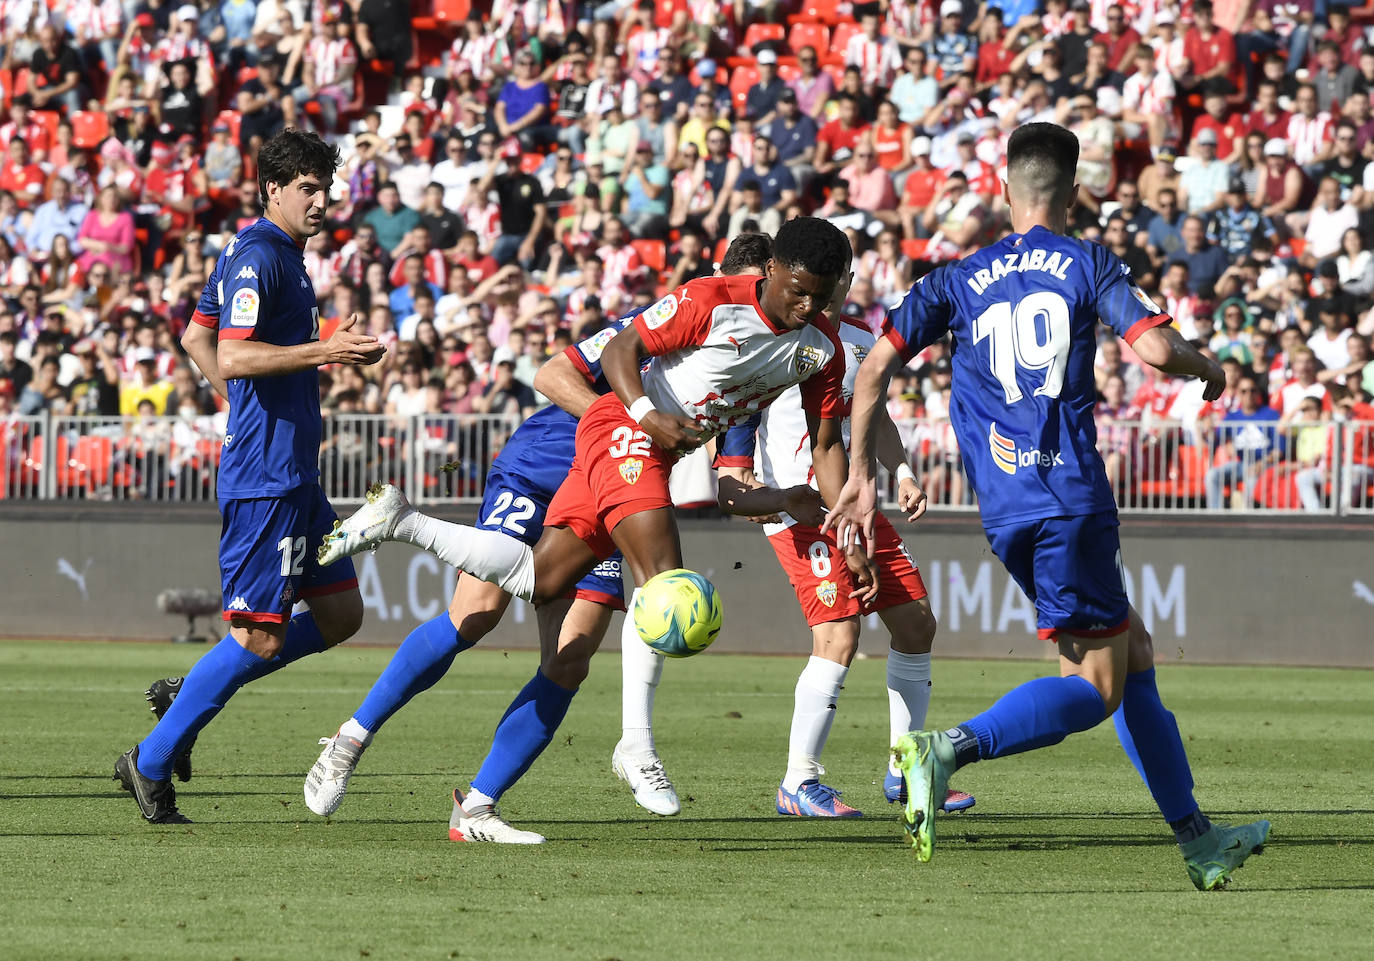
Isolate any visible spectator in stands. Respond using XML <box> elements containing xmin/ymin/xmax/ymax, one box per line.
<box><xmin>363</xmin><ymin>182</ymin><xmax>421</xmax><ymax>257</ymax></box>
<box><xmin>815</xmin><ymin>93</ymin><xmax>868</xmax><ymax>184</ymax></box>
<box><xmin>634</xmin><ymin>89</ymin><xmax>678</xmax><ymax>169</ymax></box>
<box><xmin>922</xmin><ymin>170</ymin><xmax>986</xmax><ymax>260</ymax></box>
<box><xmin>1179</xmin><ymin>128</ymin><xmax>1229</xmax><ymax>214</ymax></box>
<box><xmin>1245</xmin><ymin>79</ymin><xmax>1290</xmax><ymax>144</ymax></box>
<box><xmin>17</xmin><ymin>355</ymin><xmax>65</xmax><ymax>415</ymax></box>
<box><xmin>76</xmin><ymin>186</ymin><xmax>135</xmax><ymax>279</ymax></box>
<box><xmin>1107</xmin><ymin>179</ymin><xmax>1155</xmax><ymax>246</ymax></box>
<box><xmin>746</xmin><ymin>48</ymin><xmax>787</xmax><ymax>125</ymax></box>
<box><xmin>0</xmin><ymin>138</ymin><xmax>44</xmax><ymax>210</ymax></box>
<box><xmin>1316</xmin><ymin>121</ymin><xmax>1365</xmax><ymax>205</ymax></box>
<box><xmin>1308</xmin><ymin>298</ymin><xmax>1355</xmax><ymax>372</ymax></box>
<box><xmin>385</xmin><ymin>134</ymin><xmax>433</xmax><ymax>212</ymax></box>
<box><xmin>1208</xmin><ymin>177</ymin><xmax>1276</xmax><ymax>260</ymax></box>
<box><xmin>0</xmin><ymin>331</ymin><xmax>30</xmax><ymax>396</ymax></box>
<box><xmin>1096</xmin><ymin>3</ymin><xmax>1140</xmax><ymax>72</ymax></box>
<box><xmin>1278</xmin><ymin>347</ymin><xmax>1329</xmax><ymax>419</ymax></box>
<box><xmin>726</xmin><ymin>180</ymin><xmax>780</xmax><ymax>240</ymax></box>
<box><xmin>787</xmin><ymin>46</ymin><xmax>832</xmax><ymax>123</ymax></box>
<box><xmin>845</xmin><ymin>8</ymin><xmax>902</xmax><ymax>96</ymax></box>
<box><xmin>1102</xmin><ymin>216</ymin><xmax>1154</xmax><ymax>290</ymax></box>
<box><xmin>355</xmin><ymin>0</ymin><xmax>412</xmax><ymax>70</ymax></box>
<box><xmin>24</xmin><ymin>178</ymin><xmax>87</xmax><ymax>262</ymax></box>
<box><xmin>237</xmin><ymin>51</ymin><xmax>295</xmax><ymax>151</ymax></box>
<box><xmin>29</xmin><ymin>24</ymin><xmax>83</xmax><ymax>114</ymax></box>
<box><xmin>1206</xmin><ymin>373</ymin><xmax>1284</xmax><ymax>509</ymax></box>
<box><xmin>837</xmin><ymin>140</ymin><xmax>896</xmax><ymax>224</ymax></box>
<box><xmin>1070</xmin><ymin>93</ymin><xmax>1115</xmax><ymax>211</ymax></box>
<box><xmin>1298</xmin><ymin>177</ymin><xmax>1358</xmax><ymax>266</ymax></box>
<box><xmin>1121</xmin><ymin>45</ymin><xmax>1175</xmax><ymax>148</ymax></box>
<box><xmin>665</xmin><ymin>232</ymin><xmax>712</xmax><ymax>288</ymax></box>
<box><xmin>294</xmin><ymin>8</ymin><xmax>359</xmax><ymax>134</ymax></box>
<box><xmin>478</xmin><ymin>358</ymin><xmax>536</xmax><ymax>418</ymax></box>
<box><xmin>1165</xmin><ymin>215</ymin><xmax>1228</xmax><ymax>295</ymax></box>
<box><xmin>1287</xmin><ymin>82</ymin><xmax>1333</xmax><ymax>171</ymax></box>
<box><xmin>621</xmin><ymin>141</ymin><xmax>670</xmax><ymax>239</ymax></box>
<box><xmin>1311</xmin><ymin>40</ymin><xmax>1357</xmax><ymax>116</ymax></box>
<box><xmin>486</xmin><ymin>155</ymin><xmax>547</xmax><ymax>268</ymax></box>
<box><xmin>496</xmin><ymin>50</ymin><xmax>555</xmax><ymax>152</ymax></box>
<box><xmin>1145</xmin><ymin>187</ymin><xmax>1184</xmax><ymax>263</ymax></box>
<box><xmin>649</xmin><ymin>51</ymin><xmax>693</xmax><ymax>121</ymax></box>
<box><xmin>389</xmin><ymin>254</ymin><xmax>443</xmax><ymax>320</ymax></box>
<box><xmin>1254</xmin><ymin>137</ymin><xmax>1305</xmax><ymax>222</ymax></box>
<box><xmin>67</xmin><ymin>339</ymin><xmax>121</xmax><ymax>416</ymax></box>
<box><xmin>1336</xmin><ymin>227</ymin><xmax>1374</xmax><ymax>305</ymax></box>
<box><xmin>928</xmin><ymin>1</ymin><xmax>977</xmax><ymax>78</ymax></box>
<box><xmin>1180</xmin><ymin>0</ymin><xmax>1235</xmax><ymax>95</ymax></box>
<box><xmin>1138</xmin><ymin>141</ymin><xmax>1180</xmax><ymax>210</ymax></box>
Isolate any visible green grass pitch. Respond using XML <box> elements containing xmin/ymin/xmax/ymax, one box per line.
<box><xmin>2</xmin><ymin>639</ymin><xmax>1372</xmax><ymax>961</ymax></box>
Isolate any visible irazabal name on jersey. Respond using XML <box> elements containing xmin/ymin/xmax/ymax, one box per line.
<box><xmin>966</xmin><ymin>248</ymin><xmax>1074</xmax><ymax>296</ymax></box>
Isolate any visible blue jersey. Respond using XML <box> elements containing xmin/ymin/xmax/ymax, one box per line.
<box><xmin>198</xmin><ymin>218</ymin><xmax>324</xmax><ymax>499</ymax></box>
<box><xmin>885</xmin><ymin>225</ymin><xmax>1169</xmax><ymax>527</ymax></box>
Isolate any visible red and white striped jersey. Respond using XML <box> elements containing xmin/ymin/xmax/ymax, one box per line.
<box><xmin>858</xmin><ymin>251</ymin><xmax>909</xmax><ymax>304</ymax></box>
<box><xmin>845</xmin><ymin>34</ymin><xmax>903</xmax><ymax>89</ymax></box>
<box><xmin>65</xmin><ymin>0</ymin><xmax>122</xmax><ymax>40</ymax></box>
<box><xmin>155</xmin><ymin>34</ymin><xmax>211</xmax><ymax>70</ymax></box>
<box><xmin>633</xmin><ymin>274</ymin><xmax>846</xmax><ymax>436</ymax></box>
<box><xmin>1122</xmin><ymin>68</ymin><xmax>1175</xmax><ymax>116</ymax></box>
<box><xmin>0</xmin><ymin>120</ymin><xmax>48</xmax><ymax>155</ymax></box>
<box><xmin>626</xmin><ymin>26</ymin><xmax>672</xmax><ymax>79</ymax></box>
<box><xmin>596</xmin><ymin>242</ymin><xmax>646</xmax><ymax>299</ymax></box>
<box><xmin>463</xmin><ymin>200</ymin><xmax>501</xmax><ymax>253</ymax></box>
<box><xmin>386</xmin><ymin>248</ymin><xmax>447</xmax><ymax>290</ymax></box>
<box><xmin>306</xmin><ymin>35</ymin><xmax>357</xmax><ymax>88</ymax></box>
<box><xmin>449</xmin><ymin>33</ymin><xmax>510</xmax><ymax>80</ymax></box>
<box><xmin>1286</xmin><ymin>112</ymin><xmax>1333</xmax><ymax>167</ymax></box>
<box><xmin>0</xmin><ymin>0</ymin><xmax>47</xmax><ymax>35</ymax></box>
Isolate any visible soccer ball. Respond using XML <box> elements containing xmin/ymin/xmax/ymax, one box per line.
<box><xmin>634</xmin><ymin>568</ymin><xmax>723</xmax><ymax>658</ymax></box>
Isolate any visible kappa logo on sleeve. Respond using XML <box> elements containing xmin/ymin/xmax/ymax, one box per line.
<box><xmin>643</xmin><ymin>293</ymin><xmax>679</xmax><ymax>330</ymax></box>
<box><xmin>236</xmin><ymin>266</ymin><xmax>258</xmax><ymax>280</ymax></box>
<box><xmin>230</xmin><ymin>288</ymin><xmax>260</xmax><ymax>327</ymax></box>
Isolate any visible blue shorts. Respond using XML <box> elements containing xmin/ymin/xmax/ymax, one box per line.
<box><xmin>478</xmin><ymin>462</ymin><xmax>626</xmax><ymax>611</ymax></box>
<box><xmin>983</xmin><ymin>511</ymin><xmax>1130</xmax><ymax>641</ymax></box>
<box><xmin>219</xmin><ymin>484</ymin><xmax>358</xmax><ymax>623</ymax></box>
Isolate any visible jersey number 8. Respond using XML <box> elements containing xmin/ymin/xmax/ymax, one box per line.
<box><xmin>972</xmin><ymin>291</ymin><xmax>1071</xmax><ymax>404</ymax></box>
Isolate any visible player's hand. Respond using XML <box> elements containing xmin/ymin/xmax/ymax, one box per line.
<box><xmin>820</xmin><ymin>474</ymin><xmax>878</xmax><ymax>559</ymax></box>
<box><xmin>641</xmin><ymin>409</ymin><xmax>707</xmax><ymax>456</ymax></box>
<box><xmin>845</xmin><ymin>550</ymin><xmax>880</xmax><ymax>607</ymax></box>
<box><xmin>1199</xmin><ymin>357</ymin><xmax>1226</xmax><ymax>402</ymax></box>
<box><xmin>325</xmin><ymin>313</ymin><xmax>385</xmax><ymax>366</ymax></box>
<box><xmin>781</xmin><ymin>485</ymin><xmax>826</xmax><ymax>527</ymax></box>
<box><xmin>896</xmin><ymin>477</ymin><xmax>929</xmax><ymax>522</ymax></box>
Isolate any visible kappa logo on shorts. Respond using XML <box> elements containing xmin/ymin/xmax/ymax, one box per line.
<box><xmin>816</xmin><ymin>580</ymin><xmax>838</xmax><ymax>608</ymax></box>
<box><xmin>227</xmin><ymin>596</ymin><xmax>251</xmax><ymax>611</ymax></box>
<box><xmin>619</xmin><ymin>457</ymin><xmax>644</xmax><ymax>485</ymax></box>
<box><xmin>643</xmin><ymin>294</ymin><xmax>678</xmax><ymax>330</ymax></box>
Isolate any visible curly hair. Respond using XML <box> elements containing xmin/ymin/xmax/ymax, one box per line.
<box><xmin>257</xmin><ymin>128</ymin><xmax>342</xmax><ymax>204</ymax></box>
<box><xmin>772</xmin><ymin>217</ymin><xmax>850</xmax><ymax>279</ymax></box>
<box><xmin>719</xmin><ymin>232</ymin><xmax>774</xmax><ymax>275</ymax></box>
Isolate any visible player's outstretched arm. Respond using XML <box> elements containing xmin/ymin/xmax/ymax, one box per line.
<box><xmin>821</xmin><ymin>336</ymin><xmax>903</xmax><ymax>551</ymax></box>
<box><xmin>600</xmin><ymin>323</ymin><xmax>704</xmax><ymax>456</ymax></box>
<box><xmin>1131</xmin><ymin>325</ymin><xmax>1226</xmax><ymax>401</ymax></box>
<box><xmin>219</xmin><ymin>313</ymin><xmax>385</xmax><ymax>380</ymax></box>
<box><xmin>809</xmin><ymin>411</ymin><xmax>880</xmax><ymax>603</ymax></box>
<box><xmin>716</xmin><ymin>465</ymin><xmax>825</xmax><ymax>527</ymax></box>
<box><xmin>532</xmin><ymin>351</ymin><xmax>601</xmax><ymax>419</ymax></box>
<box><xmin>181</xmin><ymin>321</ymin><xmax>228</xmax><ymax>401</ymax></box>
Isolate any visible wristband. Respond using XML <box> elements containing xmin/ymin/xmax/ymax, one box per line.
<box><xmin>895</xmin><ymin>463</ymin><xmax>916</xmax><ymax>483</ymax></box>
<box><xmin>627</xmin><ymin>396</ymin><xmax>655</xmax><ymax>423</ymax></box>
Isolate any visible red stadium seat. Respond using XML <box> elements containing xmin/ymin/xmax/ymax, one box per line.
<box><xmin>830</xmin><ymin>21</ymin><xmax>861</xmax><ymax>53</ymax></box>
<box><xmin>789</xmin><ymin>0</ymin><xmax>848</xmax><ymax>24</ymax></box>
<box><xmin>901</xmin><ymin>238</ymin><xmax>928</xmax><ymax>260</ymax></box>
<box><xmin>713</xmin><ymin>238</ymin><xmax>730</xmax><ymax>265</ymax></box>
<box><xmin>69</xmin><ymin>111</ymin><xmax>110</xmax><ymax>149</ymax></box>
<box><xmin>631</xmin><ymin>238</ymin><xmax>666</xmax><ymax>275</ymax></box>
<box><xmin>823</xmin><ymin>62</ymin><xmax>846</xmax><ymax>88</ymax></box>
<box><xmin>519</xmin><ymin>152</ymin><xmax>544</xmax><ymax>174</ymax></box>
<box><xmin>432</xmin><ymin>0</ymin><xmax>470</xmax><ymax>24</ymax></box>
<box><xmin>786</xmin><ymin>22</ymin><xmax>829</xmax><ymax>56</ymax></box>
<box><xmin>31</xmin><ymin>110</ymin><xmax>59</xmax><ymax>148</ymax></box>
<box><xmin>729</xmin><ymin>64</ymin><xmax>760</xmax><ymax>115</ymax></box>
<box><xmin>743</xmin><ymin>22</ymin><xmax>785</xmax><ymax>49</ymax></box>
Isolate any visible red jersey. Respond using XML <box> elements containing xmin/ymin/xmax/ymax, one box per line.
<box><xmin>1192</xmin><ymin>112</ymin><xmax>1246</xmax><ymax>160</ymax></box>
<box><xmin>1245</xmin><ymin>108</ymin><xmax>1291</xmax><ymax>142</ymax></box>
<box><xmin>817</xmin><ymin>120</ymin><xmax>869</xmax><ymax>165</ymax></box>
<box><xmin>1183</xmin><ymin>26</ymin><xmax>1234</xmax><ymax>78</ymax></box>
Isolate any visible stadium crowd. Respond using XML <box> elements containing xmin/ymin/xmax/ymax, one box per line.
<box><xmin>0</xmin><ymin>0</ymin><xmax>1373</xmax><ymax>510</ymax></box>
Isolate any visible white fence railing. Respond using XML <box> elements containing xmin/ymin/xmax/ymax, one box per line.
<box><xmin>3</xmin><ymin>413</ymin><xmax>1372</xmax><ymax>515</ymax></box>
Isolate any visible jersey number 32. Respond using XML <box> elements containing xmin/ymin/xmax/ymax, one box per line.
<box><xmin>972</xmin><ymin>291</ymin><xmax>1070</xmax><ymax>404</ymax></box>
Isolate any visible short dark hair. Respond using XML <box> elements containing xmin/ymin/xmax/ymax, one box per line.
<box><xmin>772</xmin><ymin>217</ymin><xmax>850</xmax><ymax>279</ymax></box>
<box><xmin>720</xmin><ymin>232</ymin><xmax>774</xmax><ymax>275</ymax></box>
<box><xmin>257</xmin><ymin>128</ymin><xmax>340</xmax><ymax>205</ymax></box>
<box><xmin>1006</xmin><ymin>122</ymin><xmax>1079</xmax><ymax>207</ymax></box>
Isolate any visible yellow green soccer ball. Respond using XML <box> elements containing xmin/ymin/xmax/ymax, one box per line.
<box><xmin>634</xmin><ymin>568</ymin><xmax>723</xmax><ymax>658</ymax></box>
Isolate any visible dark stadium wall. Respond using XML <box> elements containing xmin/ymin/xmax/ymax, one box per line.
<box><xmin>2</xmin><ymin>508</ymin><xmax>1373</xmax><ymax>667</ymax></box>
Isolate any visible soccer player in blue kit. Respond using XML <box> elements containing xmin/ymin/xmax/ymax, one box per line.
<box><xmin>826</xmin><ymin>123</ymin><xmax>1271</xmax><ymax>889</ymax></box>
<box><xmin>114</xmin><ymin>130</ymin><xmax>386</xmax><ymax>823</ymax></box>
<box><xmin>300</xmin><ymin>235</ymin><xmax>777</xmax><ymax>842</ymax></box>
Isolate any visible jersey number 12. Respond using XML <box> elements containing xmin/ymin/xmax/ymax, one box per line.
<box><xmin>972</xmin><ymin>291</ymin><xmax>1070</xmax><ymax>403</ymax></box>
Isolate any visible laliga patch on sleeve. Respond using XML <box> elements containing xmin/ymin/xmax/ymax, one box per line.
<box><xmin>642</xmin><ymin>293</ymin><xmax>678</xmax><ymax>330</ymax></box>
<box><xmin>230</xmin><ymin>288</ymin><xmax>260</xmax><ymax>327</ymax></box>
<box><xmin>580</xmin><ymin>327</ymin><xmax>618</xmax><ymax>362</ymax></box>
<box><xmin>1129</xmin><ymin>284</ymin><xmax>1162</xmax><ymax>315</ymax></box>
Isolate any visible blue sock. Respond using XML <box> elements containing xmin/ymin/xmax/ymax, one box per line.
<box><xmin>241</xmin><ymin>612</ymin><xmax>330</xmax><ymax>683</ymax></box>
<box><xmin>1113</xmin><ymin>667</ymin><xmax>1201</xmax><ymax>825</ymax></box>
<box><xmin>353</xmin><ymin>613</ymin><xmax>474</xmax><ymax>732</ymax></box>
<box><xmin>136</xmin><ymin>635</ymin><xmax>268</xmax><ymax>780</ymax></box>
<box><xmin>469</xmin><ymin>670</ymin><xmax>577</xmax><ymax>802</ymax></box>
<box><xmin>960</xmin><ymin>675</ymin><xmax>1107</xmax><ymax>763</ymax></box>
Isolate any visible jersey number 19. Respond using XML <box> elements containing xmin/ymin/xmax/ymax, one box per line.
<box><xmin>972</xmin><ymin>291</ymin><xmax>1070</xmax><ymax>404</ymax></box>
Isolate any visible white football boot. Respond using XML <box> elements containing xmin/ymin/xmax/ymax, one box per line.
<box><xmin>612</xmin><ymin>742</ymin><xmax>681</xmax><ymax>816</ymax></box>
<box><xmin>304</xmin><ymin>731</ymin><xmax>369</xmax><ymax>816</ymax></box>
<box><xmin>317</xmin><ymin>482</ymin><xmax>412</xmax><ymax>566</ymax></box>
<box><xmin>448</xmin><ymin>788</ymin><xmax>546</xmax><ymax>844</ymax></box>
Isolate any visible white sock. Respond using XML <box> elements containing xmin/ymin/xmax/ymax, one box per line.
<box><xmin>782</xmin><ymin>655</ymin><xmax>848</xmax><ymax>792</ymax></box>
<box><xmin>886</xmin><ymin>650</ymin><xmax>932</xmax><ymax>775</ymax></box>
<box><xmin>619</xmin><ymin>588</ymin><xmax>664</xmax><ymax>758</ymax></box>
<box><xmin>463</xmin><ymin>787</ymin><xmax>495</xmax><ymax>810</ymax></box>
<box><xmin>393</xmin><ymin>512</ymin><xmax>536</xmax><ymax>601</ymax></box>
<box><xmin>340</xmin><ymin>717</ymin><xmax>373</xmax><ymax>745</ymax></box>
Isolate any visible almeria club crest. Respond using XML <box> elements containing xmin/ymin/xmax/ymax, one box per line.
<box><xmin>816</xmin><ymin>580</ymin><xmax>838</xmax><ymax>607</ymax></box>
<box><xmin>619</xmin><ymin>458</ymin><xmax>644</xmax><ymax>485</ymax></box>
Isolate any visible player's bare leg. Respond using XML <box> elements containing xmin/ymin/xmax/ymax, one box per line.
<box><xmin>305</xmin><ymin>574</ymin><xmax>510</xmax><ymax>816</ymax></box>
<box><xmin>608</xmin><ymin>507</ymin><xmax>688</xmax><ymax>816</ymax></box>
<box><xmin>451</xmin><ymin>596</ymin><xmax>614</xmax><ymax>843</ymax></box>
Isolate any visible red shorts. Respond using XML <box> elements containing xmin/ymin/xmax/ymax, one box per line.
<box><xmin>767</xmin><ymin>512</ymin><xmax>928</xmax><ymax>627</ymax></box>
<box><xmin>545</xmin><ymin>393</ymin><xmax>676</xmax><ymax>558</ymax></box>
